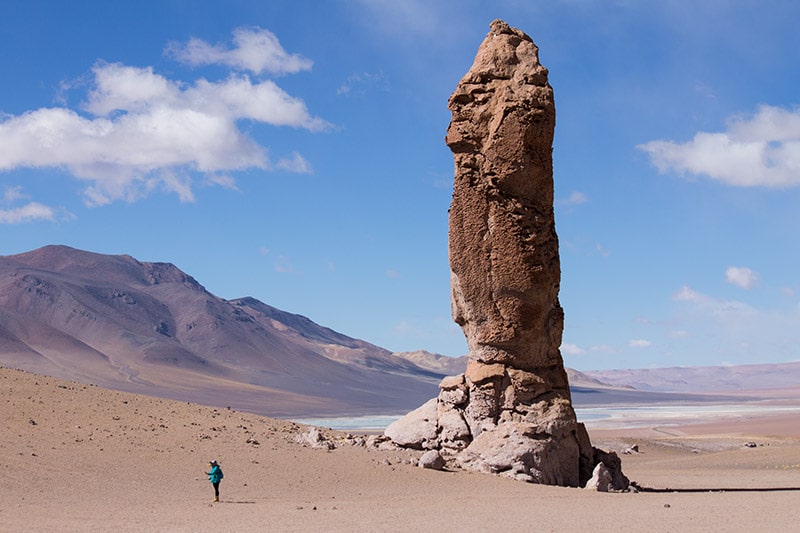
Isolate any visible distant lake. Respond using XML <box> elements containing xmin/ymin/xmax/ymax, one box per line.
<box><xmin>294</xmin><ymin>404</ymin><xmax>800</xmax><ymax>432</ymax></box>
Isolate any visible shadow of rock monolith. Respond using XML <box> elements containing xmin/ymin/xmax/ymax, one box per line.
<box><xmin>385</xmin><ymin>20</ymin><xmax>628</xmax><ymax>489</ymax></box>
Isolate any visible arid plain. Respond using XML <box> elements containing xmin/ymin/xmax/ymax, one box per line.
<box><xmin>4</xmin><ymin>367</ymin><xmax>799</xmax><ymax>532</ymax></box>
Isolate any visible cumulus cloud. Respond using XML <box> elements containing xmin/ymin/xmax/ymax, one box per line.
<box><xmin>725</xmin><ymin>266</ymin><xmax>759</xmax><ymax>290</ymax></box>
<box><xmin>165</xmin><ymin>27</ymin><xmax>313</xmax><ymax>75</ymax></box>
<box><xmin>628</xmin><ymin>339</ymin><xmax>653</xmax><ymax>348</ymax></box>
<box><xmin>672</xmin><ymin>285</ymin><xmax>758</xmax><ymax>320</ymax></box>
<box><xmin>560</xmin><ymin>343</ymin><xmax>586</xmax><ymax>355</ymax></box>
<box><xmin>673</xmin><ymin>285</ymin><xmax>707</xmax><ymax>304</ymax></box>
<box><xmin>0</xmin><ymin>202</ymin><xmax>56</xmax><ymax>224</ymax></box>
<box><xmin>0</xmin><ymin>28</ymin><xmax>328</xmax><ymax>206</ymax></box>
<box><xmin>0</xmin><ymin>186</ymin><xmax>66</xmax><ymax>224</ymax></box>
<box><xmin>639</xmin><ymin>105</ymin><xmax>800</xmax><ymax>188</ymax></box>
<box><xmin>2</xmin><ymin>185</ymin><xmax>25</xmax><ymax>203</ymax></box>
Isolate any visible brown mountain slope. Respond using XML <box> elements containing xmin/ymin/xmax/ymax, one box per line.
<box><xmin>0</xmin><ymin>245</ymin><xmax>447</xmax><ymax>417</ymax></box>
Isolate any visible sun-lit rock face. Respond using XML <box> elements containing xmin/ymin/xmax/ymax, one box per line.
<box><xmin>446</xmin><ymin>17</ymin><xmax>569</xmax><ymax>410</ymax></box>
<box><xmin>386</xmin><ymin>20</ymin><xmax>627</xmax><ymax>489</ymax></box>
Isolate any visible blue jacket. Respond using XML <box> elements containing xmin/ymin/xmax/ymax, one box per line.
<box><xmin>207</xmin><ymin>465</ymin><xmax>223</xmax><ymax>484</ymax></box>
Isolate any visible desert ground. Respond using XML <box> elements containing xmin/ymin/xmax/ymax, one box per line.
<box><xmin>3</xmin><ymin>367</ymin><xmax>799</xmax><ymax>532</ymax></box>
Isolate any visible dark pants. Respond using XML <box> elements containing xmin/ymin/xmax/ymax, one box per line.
<box><xmin>212</xmin><ymin>481</ymin><xmax>220</xmax><ymax>499</ymax></box>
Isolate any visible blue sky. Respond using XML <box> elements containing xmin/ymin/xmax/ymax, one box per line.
<box><xmin>2</xmin><ymin>1</ymin><xmax>799</xmax><ymax>370</ymax></box>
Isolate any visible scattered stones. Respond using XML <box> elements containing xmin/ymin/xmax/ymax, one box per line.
<box><xmin>365</xmin><ymin>434</ymin><xmax>395</xmax><ymax>450</ymax></box>
<box><xmin>418</xmin><ymin>450</ymin><xmax>446</xmax><ymax>471</ymax></box>
<box><xmin>294</xmin><ymin>427</ymin><xmax>335</xmax><ymax>450</ymax></box>
<box><xmin>744</xmin><ymin>441</ymin><xmax>757</xmax><ymax>448</ymax></box>
<box><xmin>344</xmin><ymin>435</ymin><xmax>367</xmax><ymax>447</ymax></box>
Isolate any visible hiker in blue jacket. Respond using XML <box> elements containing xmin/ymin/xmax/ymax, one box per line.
<box><xmin>206</xmin><ymin>460</ymin><xmax>224</xmax><ymax>502</ymax></box>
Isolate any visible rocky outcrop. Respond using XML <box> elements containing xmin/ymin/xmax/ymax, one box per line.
<box><xmin>385</xmin><ymin>20</ymin><xmax>627</xmax><ymax>489</ymax></box>
<box><xmin>418</xmin><ymin>450</ymin><xmax>446</xmax><ymax>470</ymax></box>
<box><xmin>585</xmin><ymin>462</ymin><xmax>612</xmax><ymax>492</ymax></box>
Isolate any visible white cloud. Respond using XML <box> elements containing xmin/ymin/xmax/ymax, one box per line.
<box><xmin>0</xmin><ymin>202</ymin><xmax>57</xmax><ymax>224</ymax></box>
<box><xmin>561</xmin><ymin>343</ymin><xmax>586</xmax><ymax>355</ymax></box>
<box><xmin>2</xmin><ymin>185</ymin><xmax>25</xmax><ymax>203</ymax></box>
<box><xmin>204</xmin><ymin>174</ymin><xmax>238</xmax><ymax>190</ymax></box>
<box><xmin>165</xmin><ymin>27</ymin><xmax>313</xmax><ymax>75</ymax></box>
<box><xmin>672</xmin><ymin>285</ymin><xmax>758</xmax><ymax>321</ymax></box>
<box><xmin>670</xmin><ymin>284</ymin><xmax>800</xmax><ymax>363</ymax></box>
<box><xmin>628</xmin><ymin>339</ymin><xmax>653</xmax><ymax>348</ymax></box>
<box><xmin>725</xmin><ymin>266</ymin><xmax>759</xmax><ymax>290</ymax></box>
<box><xmin>673</xmin><ymin>285</ymin><xmax>703</xmax><ymax>303</ymax></box>
<box><xmin>0</xmin><ymin>29</ymin><xmax>328</xmax><ymax>206</ymax></box>
<box><xmin>639</xmin><ymin>105</ymin><xmax>800</xmax><ymax>188</ymax></box>
<box><xmin>277</xmin><ymin>152</ymin><xmax>313</xmax><ymax>173</ymax></box>
<box><xmin>0</xmin><ymin>186</ymin><xmax>67</xmax><ymax>224</ymax></box>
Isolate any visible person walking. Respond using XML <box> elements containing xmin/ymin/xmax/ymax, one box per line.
<box><xmin>206</xmin><ymin>460</ymin><xmax>224</xmax><ymax>502</ymax></box>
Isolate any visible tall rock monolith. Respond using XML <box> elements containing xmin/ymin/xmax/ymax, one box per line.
<box><xmin>385</xmin><ymin>20</ymin><xmax>628</xmax><ymax>489</ymax></box>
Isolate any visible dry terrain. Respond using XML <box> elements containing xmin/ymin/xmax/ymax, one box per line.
<box><xmin>3</xmin><ymin>367</ymin><xmax>799</xmax><ymax>532</ymax></box>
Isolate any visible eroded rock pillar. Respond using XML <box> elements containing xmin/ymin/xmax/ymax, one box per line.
<box><xmin>386</xmin><ymin>20</ymin><xmax>627</xmax><ymax>489</ymax></box>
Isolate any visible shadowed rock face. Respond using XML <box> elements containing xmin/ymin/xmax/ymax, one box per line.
<box><xmin>386</xmin><ymin>20</ymin><xmax>627</xmax><ymax>489</ymax></box>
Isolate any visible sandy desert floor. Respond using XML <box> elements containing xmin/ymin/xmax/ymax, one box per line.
<box><xmin>3</xmin><ymin>366</ymin><xmax>799</xmax><ymax>532</ymax></box>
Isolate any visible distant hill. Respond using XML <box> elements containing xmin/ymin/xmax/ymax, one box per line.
<box><xmin>0</xmin><ymin>245</ymin><xmax>456</xmax><ymax>417</ymax></box>
<box><xmin>584</xmin><ymin>363</ymin><xmax>800</xmax><ymax>393</ymax></box>
<box><xmin>2</xmin><ymin>245</ymin><xmax>789</xmax><ymax>419</ymax></box>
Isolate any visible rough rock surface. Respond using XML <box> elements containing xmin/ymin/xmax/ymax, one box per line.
<box><xmin>386</xmin><ymin>20</ymin><xmax>627</xmax><ymax>489</ymax></box>
<box><xmin>294</xmin><ymin>427</ymin><xmax>335</xmax><ymax>450</ymax></box>
<box><xmin>418</xmin><ymin>450</ymin><xmax>446</xmax><ymax>470</ymax></box>
<box><xmin>585</xmin><ymin>462</ymin><xmax>612</xmax><ymax>492</ymax></box>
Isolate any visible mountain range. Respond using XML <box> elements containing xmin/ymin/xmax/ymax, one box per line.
<box><xmin>1</xmin><ymin>245</ymin><xmax>797</xmax><ymax>418</ymax></box>
<box><xmin>0</xmin><ymin>245</ymin><xmax>466</xmax><ymax>417</ymax></box>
